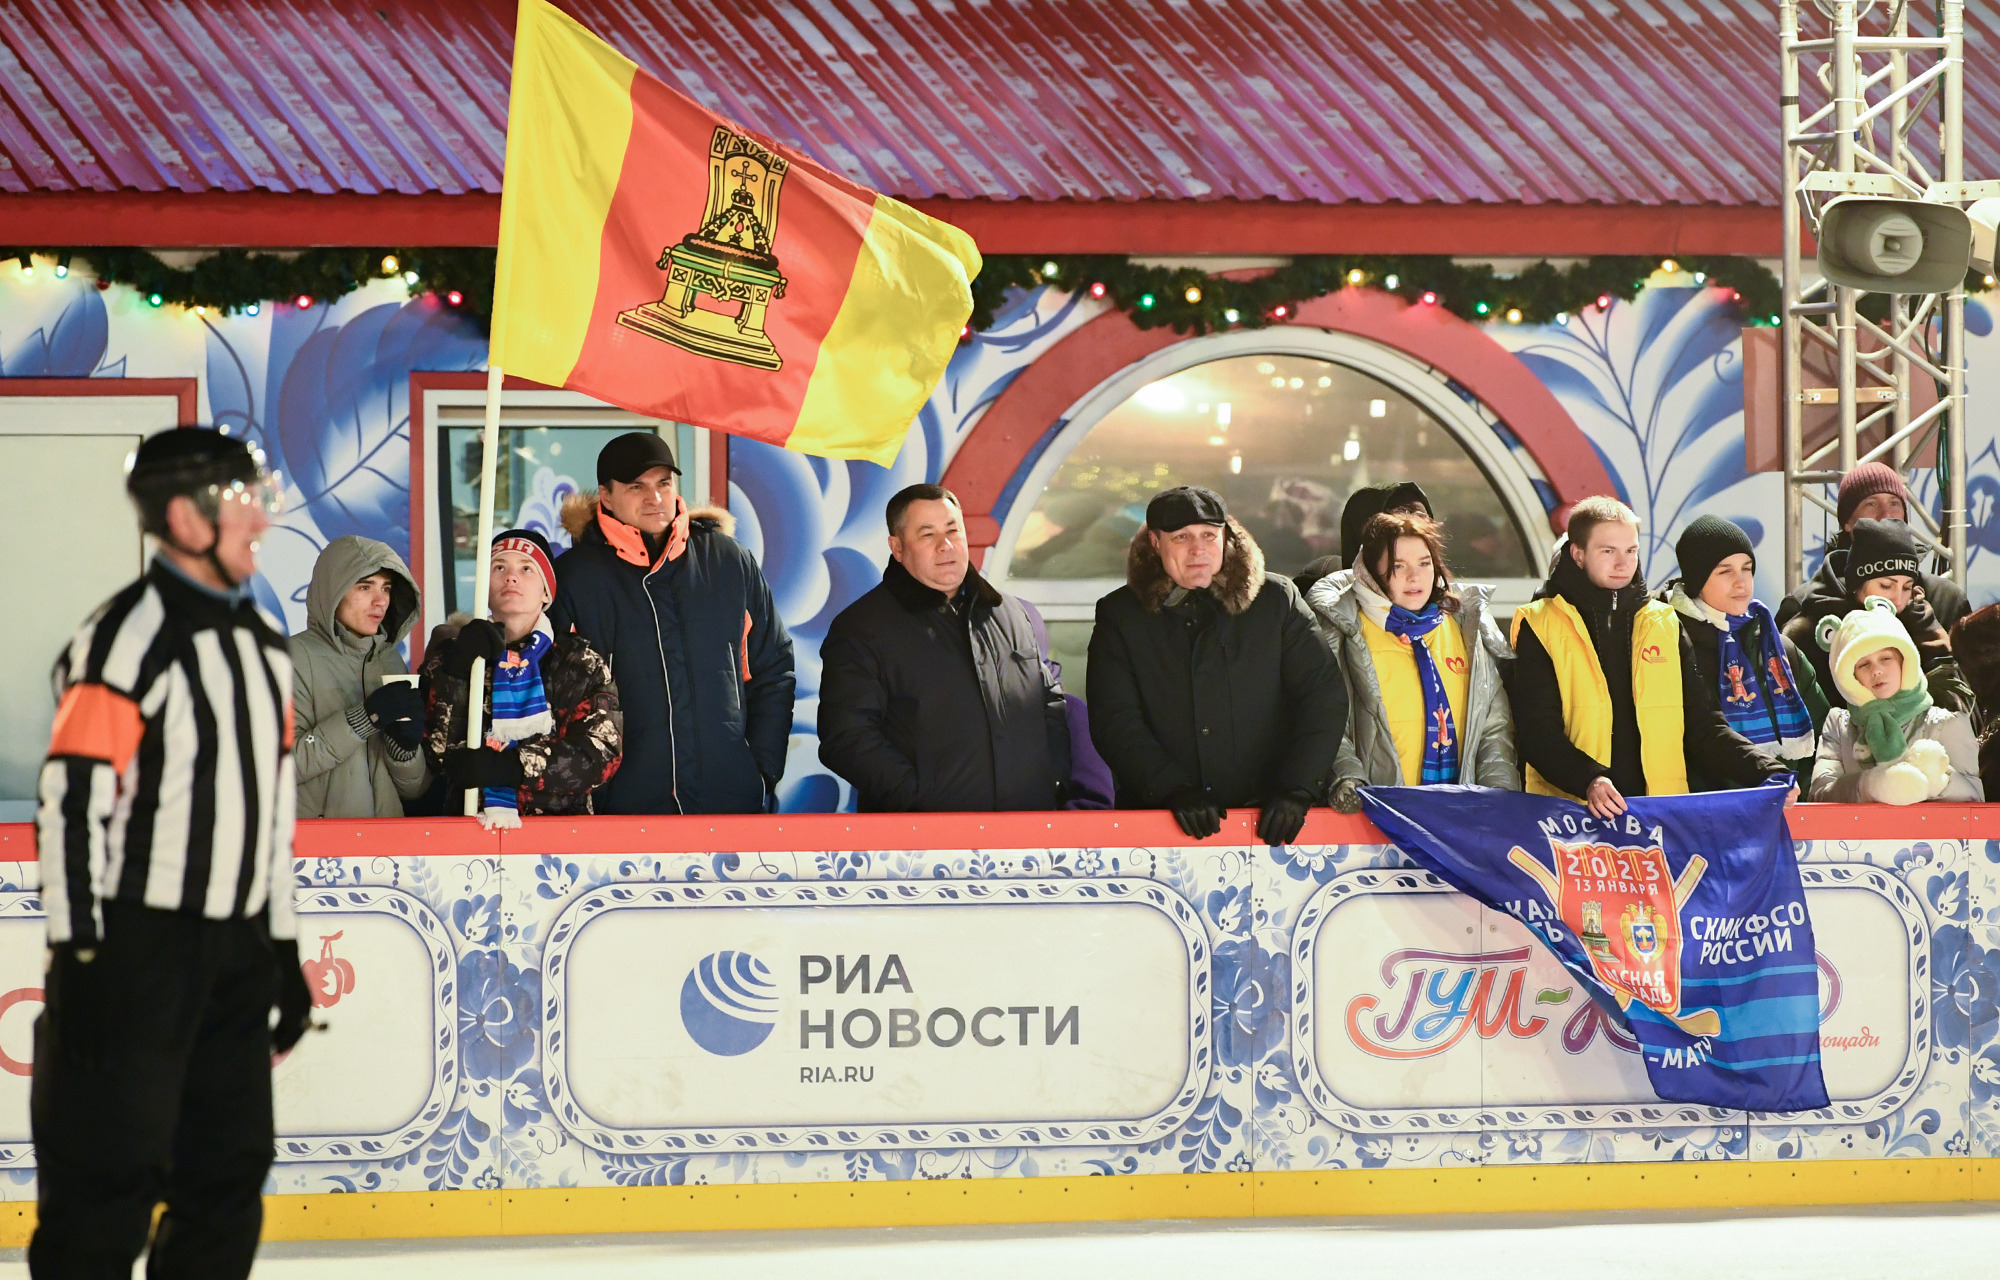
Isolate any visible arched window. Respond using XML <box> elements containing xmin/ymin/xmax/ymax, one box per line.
<box><xmin>985</xmin><ymin>330</ymin><xmax>1555</xmax><ymax>696</ymax></box>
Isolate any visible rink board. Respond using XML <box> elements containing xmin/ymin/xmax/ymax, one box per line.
<box><xmin>0</xmin><ymin>806</ymin><xmax>1993</xmax><ymax>1238</ymax></box>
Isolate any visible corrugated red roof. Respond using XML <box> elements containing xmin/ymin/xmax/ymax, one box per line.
<box><xmin>1</xmin><ymin>0</ymin><xmax>1994</xmax><ymax>207</ymax></box>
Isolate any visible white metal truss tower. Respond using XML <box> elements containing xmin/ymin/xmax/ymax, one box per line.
<box><xmin>1780</xmin><ymin>0</ymin><xmax>1973</xmax><ymax>592</ymax></box>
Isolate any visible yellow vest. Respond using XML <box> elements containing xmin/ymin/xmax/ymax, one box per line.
<box><xmin>1361</xmin><ymin>612</ymin><xmax>1471</xmax><ymax>785</ymax></box>
<box><xmin>1511</xmin><ymin>596</ymin><xmax>1688</xmax><ymax>799</ymax></box>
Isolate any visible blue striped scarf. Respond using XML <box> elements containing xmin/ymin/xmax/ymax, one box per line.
<box><xmin>483</xmin><ymin>619</ymin><xmax>553</xmax><ymax>819</ymax></box>
<box><xmin>1383</xmin><ymin>603</ymin><xmax>1461</xmax><ymax>785</ymax></box>
<box><xmin>1717</xmin><ymin>602</ymin><xmax>1815</xmax><ymax>758</ymax></box>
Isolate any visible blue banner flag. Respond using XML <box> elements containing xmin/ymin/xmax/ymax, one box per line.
<box><xmin>1359</xmin><ymin>781</ymin><xmax>1829</xmax><ymax>1113</ymax></box>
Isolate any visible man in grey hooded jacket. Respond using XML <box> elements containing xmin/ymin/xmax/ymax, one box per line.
<box><xmin>291</xmin><ymin>536</ymin><xmax>430</xmax><ymax>818</ymax></box>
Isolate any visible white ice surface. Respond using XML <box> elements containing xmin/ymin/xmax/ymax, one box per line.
<box><xmin>4</xmin><ymin>1206</ymin><xmax>1994</xmax><ymax>1279</ymax></box>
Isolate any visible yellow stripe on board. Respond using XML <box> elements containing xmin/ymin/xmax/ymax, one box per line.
<box><xmin>489</xmin><ymin>0</ymin><xmax>638</xmax><ymax>385</ymax></box>
<box><xmin>0</xmin><ymin>1158</ymin><xmax>1982</xmax><ymax>1248</ymax></box>
<box><xmin>788</xmin><ymin>195</ymin><xmax>982</xmax><ymax>465</ymax></box>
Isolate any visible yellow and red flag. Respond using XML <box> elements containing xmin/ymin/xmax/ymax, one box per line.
<box><xmin>490</xmin><ymin>0</ymin><xmax>980</xmax><ymax>466</ymax></box>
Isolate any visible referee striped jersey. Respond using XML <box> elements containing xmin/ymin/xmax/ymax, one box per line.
<box><xmin>36</xmin><ymin>559</ymin><xmax>297</xmax><ymax>947</ymax></box>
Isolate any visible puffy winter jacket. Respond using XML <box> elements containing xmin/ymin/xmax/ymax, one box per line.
<box><xmin>552</xmin><ymin>496</ymin><xmax>794</xmax><ymax>814</ymax></box>
<box><xmin>1086</xmin><ymin>518</ymin><xmax>1346</xmax><ymax>809</ymax></box>
<box><xmin>420</xmin><ymin>617</ymin><xmax>622</xmax><ymax>816</ymax></box>
<box><xmin>819</xmin><ymin>560</ymin><xmax>1069</xmax><ymax>811</ymax></box>
<box><xmin>1809</xmin><ymin>705</ymin><xmax>1981</xmax><ymax>803</ymax></box>
<box><xmin>1308</xmin><ymin>569</ymin><xmax>1520</xmax><ymax>790</ymax></box>
<box><xmin>290</xmin><ymin>536</ymin><xmax>430</xmax><ymax>818</ymax></box>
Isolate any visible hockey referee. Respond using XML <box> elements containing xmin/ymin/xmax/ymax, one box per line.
<box><xmin>31</xmin><ymin>427</ymin><xmax>314</xmax><ymax>1278</ymax></box>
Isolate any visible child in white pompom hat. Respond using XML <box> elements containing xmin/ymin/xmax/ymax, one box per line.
<box><xmin>1808</xmin><ymin>598</ymin><xmax>1981</xmax><ymax>804</ymax></box>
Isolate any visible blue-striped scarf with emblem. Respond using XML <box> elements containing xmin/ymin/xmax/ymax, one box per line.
<box><xmin>483</xmin><ymin>619</ymin><xmax>554</xmax><ymax>819</ymax></box>
<box><xmin>1382</xmin><ymin>603</ymin><xmax>1460</xmax><ymax>785</ymax></box>
<box><xmin>1717</xmin><ymin>602</ymin><xmax>1816</xmax><ymax>759</ymax></box>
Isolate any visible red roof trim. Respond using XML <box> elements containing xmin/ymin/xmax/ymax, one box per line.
<box><xmin>0</xmin><ymin>193</ymin><xmax>1781</xmax><ymax>256</ymax></box>
<box><xmin>21</xmin><ymin>2</ymin><xmax>1994</xmax><ymax>209</ymax></box>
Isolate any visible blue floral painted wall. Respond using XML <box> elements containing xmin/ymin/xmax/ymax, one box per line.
<box><xmin>6</xmin><ymin>272</ymin><xmax>1999</xmax><ymax>810</ymax></box>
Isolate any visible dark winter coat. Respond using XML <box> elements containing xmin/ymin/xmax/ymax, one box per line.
<box><xmin>420</xmin><ymin>619</ymin><xmax>622</xmax><ymax>816</ymax></box>
<box><xmin>1086</xmin><ymin>519</ymin><xmax>1347</xmax><ymax>809</ymax></box>
<box><xmin>1777</xmin><ymin>564</ymin><xmax>1973</xmax><ymax>714</ymax></box>
<box><xmin>553</xmin><ymin>496</ymin><xmax>795</xmax><ymax>815</ymax></box>
<box><xmin>1948</xmin><ymin>603</ymin><xmax>2000</xmax><ymax>800</ymax></box>
<box><xmin>1775</xmin><ymin>536</ymin><xmax>1970</xmax><ymax>632</ymax></box>
<box><xmin>819</xmin><ymin>560</ymin><xmax>1069</xmax><ymax>812</ymax></box>
<box><xmin>1510</xmin><ymin>553</ymin><xmax>1783</xmax><ymax>798</ymax></box>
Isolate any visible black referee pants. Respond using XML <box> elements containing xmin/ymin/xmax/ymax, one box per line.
<box><xmin>29</xmin><ymin>901</ymin><xmax>277</xmax><ymax>1280</ymax></box>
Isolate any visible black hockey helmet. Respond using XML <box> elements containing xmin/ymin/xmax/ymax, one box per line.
<box><xmin>125</xmin><ymin>427</ymin><xmax>281</xmax><ymax>537</ymax></box>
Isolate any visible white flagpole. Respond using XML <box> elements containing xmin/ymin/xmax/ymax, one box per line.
<box><xmin>465</xmin><ymin>362</ymin><xmax>505</xmax><ymax>816</ymax></box>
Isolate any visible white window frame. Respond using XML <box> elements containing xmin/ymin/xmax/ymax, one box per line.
<box><xmin>982</xmin><ymin>328</ymin><xmax>1556</xmax><ymax>619</ymax></box>
<box><xmin>417</xmin><ymin>387</ymin><xmax>708</xmax><ymax>641</ymax></box>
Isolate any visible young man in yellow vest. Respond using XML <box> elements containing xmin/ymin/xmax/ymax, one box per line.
<box><xmin>1510</xmin><ymin>497</ymin><xmax>1792</xmax><ymax>820</ymax></box>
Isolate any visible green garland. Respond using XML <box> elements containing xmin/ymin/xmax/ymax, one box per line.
<box><xmin>0</xmin><ymin>246</ymin><xmax>496</xmax><ymax>321</ymax></box>
<box><xmin>968</xmin><ymin>253</ymin><xmax>1785</xmax><ymax>335</ymax></box>
<box><xmin>3</xmin><ymin>245</ymin><xmax>1788</xmax><ymax>337</ymax></box>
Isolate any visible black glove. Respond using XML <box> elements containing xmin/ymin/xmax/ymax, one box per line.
<box><xmin>272</xmin><ymin>937</ymin><xmax>314</xmax><ymax>1054</ymax></box>
<box><xmin>1164</xmin><ymin>784</ymin><xmax>1225</xmax><ymax>840</ymax></box>
<box><xmin>363</xmin><ymin>681</ymin><xmax>426</xmax><ymax>750</ymax></box>
<box><xmin>444</xmin><ymin>745</ymin><xmax>526</xmax><ymax>789</ymax></box>
<box><xmin>444</xmin><ymin>619</ymin><xmax>505</xmax><ymax>680</ymax></box>
<box><xmin>1257</xmin><ymin>787</ymin><xmax>1316</xmax><ymax>846</ymax></box>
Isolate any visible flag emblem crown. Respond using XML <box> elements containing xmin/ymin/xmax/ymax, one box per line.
<box><xmin>618</xmin><ymin>127</ymin><xmax>792</xmax><ymax>370</ymax></box>
<box><xmin>1508</xmin><ymin>836</ymin><xmax>1720</xmax><ymax>1036</ymax></box>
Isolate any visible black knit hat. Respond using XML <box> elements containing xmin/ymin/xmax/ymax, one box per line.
<box><xmin>1339</xmin><ymin>482</ymin><xmax>1431</xmax><ymax>567</ymax></box>
<box><xmin>1844</xmin><ymin>517</ymin><xmax>1921</xmax><ymax>593</ymax></box>
<box><xmin>1675</xmin><ymin>515</ymin><xmax>1756</xmax><ymax>594</ymax></box>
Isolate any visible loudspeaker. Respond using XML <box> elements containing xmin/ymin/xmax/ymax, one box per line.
<box><xmin>1816</xmin><ymin>196</ymin><xmax>1971</xmax><ymax>293</ymax></box>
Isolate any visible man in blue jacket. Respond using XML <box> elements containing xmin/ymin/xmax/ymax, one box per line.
<box><xmin>554</xmin><ymin>432</ymin><xmax>795</xmax><ymax>813</ymax></box>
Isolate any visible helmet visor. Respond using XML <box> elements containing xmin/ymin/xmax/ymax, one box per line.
<box><xmin>208</xmin><ymin>471</ymin><xmax>286</xmax><ymax>519</ymax></box>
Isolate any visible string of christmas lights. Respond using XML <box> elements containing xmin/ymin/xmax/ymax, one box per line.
<box><xmin>10</xmin><ymin>246</ymin><xmax>1975</xmax><ymax>340</ymax></box>
<box><xmin>967</xmin><ymin>253</ymin><xmax>1787</xmax><ymax>336</ymax></box>
<box><xmin>0</xmin><ymin>247</ymin><xmax>495</xmax><ymax>321</ymax></box>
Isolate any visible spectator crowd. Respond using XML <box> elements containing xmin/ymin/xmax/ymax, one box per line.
<box><xmin>24</xmin><ymin>425</ymin><xmax>2000</xmax><ymax>1277</ymax></box>
<box><xmin>271</xmin><ymin>437</ymin><xmax>2000</xmax><ymax>830</ymax></box>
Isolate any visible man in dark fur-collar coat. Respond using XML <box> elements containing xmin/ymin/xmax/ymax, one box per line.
<box><xmin>820</xmin><ymin>484</ymin><xmax>1070</xmax><ymax>812</ymax></box>
<box><xmin>1087</xmin><ymin>485</ymin><xmax>1347</xmax><ymax>844</ymax></box>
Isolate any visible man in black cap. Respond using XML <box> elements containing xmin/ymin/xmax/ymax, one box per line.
<box><xmin>552</xmin><ymin>431</ymin><xmax>795</xmax><ymax>814</ymax></box>
<box><xmin>1087</xmin><ymin>485</ymin><xmax>1347</xmax><ymax>844</ymax></box>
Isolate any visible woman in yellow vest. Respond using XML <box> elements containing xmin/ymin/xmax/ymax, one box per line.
<box><xmin>1310</xmin><ymin>510</ymin><xmax>1521</xmax><ymax>812</ymax></box>
<box><xmin>1508</xmin><ymin>497</ymin><xmax>1791</xmax><ymax>820</ymax></box>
